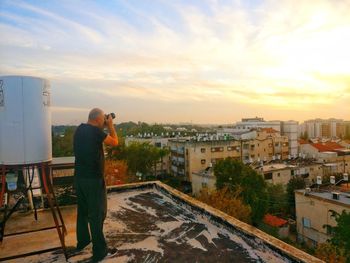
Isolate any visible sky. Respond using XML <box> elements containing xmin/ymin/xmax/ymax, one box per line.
<box><xmin>0</xmin><ymin>0</ymin><xmax>349</xmax><ymax>125</ymax></box>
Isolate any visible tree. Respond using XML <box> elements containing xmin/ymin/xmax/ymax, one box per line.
<box><xmin>315</xmin><ymin>243</ymin><xmax>346</xmax><ymax>263</ymax></box>
<box><xmin>323</xmin><ymin>210</ymin><xmax>350</xmax><ymax>262</ymax></box>
<box><xmin>52</xmin><ymin>126</ymin><xmax>76</xmax><ymax>157</ymax></box>
<box><xmin>266</xmin><ymin>183</ymin><xmax>288</xmax><ymax>216</ymax></box>
<box><xmin>286</xmin><ymin>177</ymin><xmax>305</xmax><ymax>219</ymax></box>
<box><xmin>124</xmin><ymin>142</ymin><xmax>159</xmax><ymax>176</ymax></box>
<box><xmin>214</xmin><ymin>158</ymin><xmax>268</xmax><ymax>225</ymax></box>
<box><xmin>198</xmin><ymin>186</ymin><xmax>252</xmax><ymax>223</ymax></box>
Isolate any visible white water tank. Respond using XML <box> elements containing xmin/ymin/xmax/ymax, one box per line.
<box><xmin>0</xmin><ymin>76</ymin><xmax>52</xmax><ymax>165</ymax></box>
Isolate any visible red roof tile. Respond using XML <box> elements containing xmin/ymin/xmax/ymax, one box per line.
<box><xmin>311</xmin><ymin>142</ymin><xmax>344</xmax><ymax>152</ymax></box>
<box><xmin>298</xmin><ymin>139</ymin><xmax>309</xmax><ymax>145</ymax></box>
<box><xmin>263</xmin><ymin>214</ymin><xmax>288</xmax><ymax>227</ymax></box>
<box><xmin>261</xmin><ymin>128</ymin><xmax>278</xmax><ymax>133</ymax></box>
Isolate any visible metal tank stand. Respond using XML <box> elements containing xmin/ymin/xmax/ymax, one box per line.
<box><xmin>0</xmin><ymin>163</ymin><xmax>68</xmax><ymax>261</ymax></box>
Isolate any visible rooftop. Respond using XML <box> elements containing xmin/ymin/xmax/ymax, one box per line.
<box><xmin>311</xmin><ymin>142</ymin><xmax>344</xmax><ymax>152</ymax></box>
<box><xmin>296</xmin><ymin>189</ymin><xmax>350</xmax><ymax>207</ymax></box>
<box><xmin>0</xmin><ymin>182</ymin><xmax>322</xmax><ymax>262</ymax></box>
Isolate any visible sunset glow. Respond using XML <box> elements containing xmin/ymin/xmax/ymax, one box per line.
<box><xmin>0</xmin><ymin>0</ymin><xmax>349</xmax><ymax>124</ymax></box>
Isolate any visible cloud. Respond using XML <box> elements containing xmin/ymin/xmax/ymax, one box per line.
<box><xmin>1</xmin><ymin>0</ymin><xmax>350</xmax><ymax>123</ymax></box>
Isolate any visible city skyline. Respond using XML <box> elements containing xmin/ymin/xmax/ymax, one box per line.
<box><xmin>1</xmin><ymin>0</ymin><xmax>349</xmax><ymax>125</ymax></box>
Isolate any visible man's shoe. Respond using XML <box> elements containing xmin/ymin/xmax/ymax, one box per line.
<box><xmin>92</xmin><ymin>248</ymin><xmax>118</xmax><ymax>262</ymax></box>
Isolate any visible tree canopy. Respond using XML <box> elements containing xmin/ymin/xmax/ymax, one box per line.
<box><xmin>286</xmin><ymin>177</ymin><xmax>306</xmax><ymax>219</ymax></box>
<box><xmin>214</xmin><ymin>158</ymin><xmax>268</xmax><ymax>225</ymax></box>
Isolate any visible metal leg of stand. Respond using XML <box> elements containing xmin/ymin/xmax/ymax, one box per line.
<box><xmin>0</xmin><ymin>166</ymin><xmax>5</xmax><ymax>208</ymax></box>
<box><xmin>46</xmin><ymin>171</ymin><xmax>67</xmax><ymax>235</ymax></box>
<box><xmin>41</xmin><ymin>164</ymin><xmax>68</xmax><ymax>261</ymax></box>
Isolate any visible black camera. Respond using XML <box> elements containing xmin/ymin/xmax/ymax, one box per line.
<box><xmin>105</xmin><ymin>113</ymin><xmax>116</xmax><ymax>120</ymax></box>
<box><xmin>104</xmin><ymin>112</ymin><xmax>116</xmax><ymax>125</ymax></box>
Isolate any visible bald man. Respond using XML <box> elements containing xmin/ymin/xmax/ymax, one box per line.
<box><xmin>73</xmin><ymin>108</ymin><xmax>118</xmax><ymax>262</ymax></box>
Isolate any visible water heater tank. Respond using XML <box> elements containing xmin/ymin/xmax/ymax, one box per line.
<box><xmin>0</xmin><ymin>76</ymin><xmax>52</xmax><ymax>165</ymax></box>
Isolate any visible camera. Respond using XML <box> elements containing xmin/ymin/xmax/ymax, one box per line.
<box><xmin>104</xmin><ymin>112</ymin><xmax>116</xmax><ymax>125</ymax></box>
<box><xmin>105</xmin><ymin>113</ymin><xmax>116</xmax><ymax>120</ymax></box>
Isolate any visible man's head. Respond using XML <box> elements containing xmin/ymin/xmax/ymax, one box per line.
<box><xmin>88</xmin><ymin>108</ymin><xmax>105</xmax><ymax>129</ymax></box>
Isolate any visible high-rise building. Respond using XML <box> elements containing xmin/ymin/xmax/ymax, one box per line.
<box><xmin>299</xmin><ymin>118</ymin><xmax>349</xmax><ymax>139</ymax></box>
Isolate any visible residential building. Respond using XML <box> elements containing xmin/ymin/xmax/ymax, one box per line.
<box><xmin>295</xmin><ymin>188</ymin><xmax>350</xmax><ymax>247</ymax></box>
<box><xmin>299</xmin><ymin>141</ymin><xmax>350</xmax><ymax>175</ymax></box>
<box><xmin>259</xmin><ymin>163</ymin><xmax>294</xmax><ymax>185</ymax></box>
<box><xmin>191</xmin><ymin>167</ymin><xmax>216</xmax><ymax>196</ymax></box>
<box><xmin>231</xmin><ymin>117</ymin><xmax>298</xmax><ymax>157</ymax></box>
<box><xmin>299</xmin><ymin>118</ymin><xmax>350</xmax><ymax>139</ymax></box>
<box><xmin>169</xmin><ymin>138</ymin><xmax>241</xmax><ymax>180</ymax></box>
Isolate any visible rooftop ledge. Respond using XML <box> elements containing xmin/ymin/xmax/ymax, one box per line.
<box><xmin>0</xmin><ymin>181</ymin><xmax>323</xmax><ymax>262</ymax></box>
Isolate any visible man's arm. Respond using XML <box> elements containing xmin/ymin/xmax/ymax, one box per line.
<box><xmin>104</xmin><ymin>115</ymin><xmax>118</xmax><ymax>146</ymax></box>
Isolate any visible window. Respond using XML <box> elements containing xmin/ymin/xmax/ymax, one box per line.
<box><xmin>201</xmin><ymin>148</ymin><xmax>206</xmax><ymax>153</ymax></box>
<box><xmin>302</xmin><ymin>217</ymin><xmax>311</xmax><ymax>228</ymax></box>
<box><xmin>275</xmin><ymin>143</ymin><xmax>279</xmax><ymax>147</ymax></box>
<box><xmin>243</xmin><ymin>144</ymin><xmax>249</xmax><ymax>150</ymax></box>
<box><xmin>211</xmin><ymin>147</ymin><xmax>224</xmax><ymax>152</ymax></box>
<box><xmin>264</xmin><ymin>173</ymin><xmax>272</xmax><ymax>180</ymax></box>
<box><xmin>201</xmin><ymin>159</ymin><xmax>206</xmax><ymax>164</ymax></box>
<box><xmin>277</xmin><ymin>172</ymin><xmax>280</xmax><ymax>177</ymax></box>
<box><xmin>202</xmin><ymin>182</ymin><xmax>208</xmax><ymax>188</ymax></box>
<box><xmin>227</xmin><ymin>146</ymin><xmax>233</xmax><ymax>151</ymax></box>
<box><xmin>155</xmin><ymin>142</ymin><xmax>162</xmax><ymax>148</ymax></box>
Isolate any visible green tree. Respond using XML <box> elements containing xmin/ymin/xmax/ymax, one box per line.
<box><xmin>323</xmin><ymin>210</ymin><xmax>350</xmax><ymax>262</ymax></box>
<box><xmin>286</xmin><ymin>177</ymin><xmax>305</xmax><ymax>218</ymax></box>
<box><xmin>52</xmin><ymin>126</ymin><xmax>76</xmax><ymax>157</ymax></box>
<box><xmin>124</xmin><ymin>142</ymin><xmax>158</xmax><ymax>176</ymax></box>
<box><xmin>266</xmin><ymin>183</ymin><xmax>288</xmax><ymax>216</ymax></box>
<box><xmin>214</xmin><ymin>158</ymin><xmax>268</xmax><ymax>225</ymax></box>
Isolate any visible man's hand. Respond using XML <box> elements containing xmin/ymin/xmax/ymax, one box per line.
<box><xmin>104</xmin><ymin>114</ymin><xmax>118</xmax><ymax>146</ymax></box>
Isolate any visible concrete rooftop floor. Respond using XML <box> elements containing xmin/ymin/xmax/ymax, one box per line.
<box><xmin>0</xmin><ymin>182</ymin><xmax>323</xmax><ymax>263</ymax></box>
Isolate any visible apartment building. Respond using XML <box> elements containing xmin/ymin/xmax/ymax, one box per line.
<box><xmin>191</xmin><ymin>167</ymin><xmax>216</xmax><ymax>196</ymax></box>
<box><xmin>299</xmin><ymin>118</ymin><xmax>350</xmax><ymax>139</ymax></box>
<box><xmin>169</xmin><ymin>138</ymin><xmax>241</xmax><ymax>180</ymax></box>
<box><xmin>295</xmin><ymin>188</ymin><xmax>350</xmax><ymax>247</ymax></box>
<box><xmin>299</xmin><ymin>141</ymin><xmax>350</xmax><ymax>175</ymax></box>
<box><xmin>231</xmin><ymin>117</ymin><xmax>298</xmax><ymax>157</ymax></box>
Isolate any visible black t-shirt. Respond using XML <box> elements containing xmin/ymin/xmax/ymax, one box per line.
<box><xmin>73</xmin><ymin>123</ymin><xmax>107</xmax><ymax>179</ymax></box>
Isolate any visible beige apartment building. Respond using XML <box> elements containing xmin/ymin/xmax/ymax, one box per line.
<box><xmin>248</xmin><ymin>128</ymin><xmax>289</xmax><ymax>162</ymax></box>
<box><xmin>169</xmin><ymin>139</ymin><xmax>241</xmax><ymax>180</ymax></box>
<box><xmin>295</xmin><ymin>189</ymin><xmax>350</xmax><ymax>247</ymax></box>
<box><xmin>191</xmin><ymin>168</ymin><xmax>216</xmax><ymax>196</ymax></box>
<box><xmin>169</xmin><ymin>129</ymin><xmax>290</xmax><ymax>181</ymax></box>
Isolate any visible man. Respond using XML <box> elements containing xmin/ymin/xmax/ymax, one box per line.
<box><xmin>73</xmin><ymin>108</ymin><xmax>118</xmax><ymax>262</ymax></box>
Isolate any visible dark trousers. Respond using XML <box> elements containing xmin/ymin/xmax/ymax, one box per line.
<box><xmin>75</xmin><ymin>177</ymin><xmax>107</xmax><ymax>260</ymax></box>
